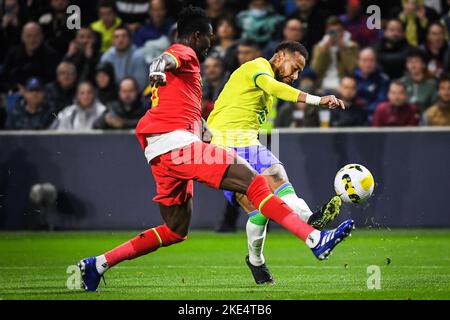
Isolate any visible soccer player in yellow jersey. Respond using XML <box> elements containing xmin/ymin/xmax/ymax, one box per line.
<box><xmin>207</xmin><ymin>41</ymin><xmax>346</xmax><ymax>285</ymax></box>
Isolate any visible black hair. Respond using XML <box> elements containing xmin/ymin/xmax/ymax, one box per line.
<box><xmin>98</xmin><ymin>0</ymin><xmax>117</xmax><ymax>12</ymax></box>
<box><xmin>386</xmin><ymin>18</ymin><xmax>404</xmax><ymax>31</ymax></box>
<box><xmin>341</xmin><ymin>75</ymin><xmax>357</xmax><ymax>84</ymax></box>
<box><xmin>406</xmin><ymin>48</ymin><xmax>427</xmax><ymax>63</ymax></box>
<box><xmin>439</xmin><ymin>73</ymin><xmax>450</xmax><ymax>84</ymax></box>
<box><xmin>177</xmin><ymin>5</ymin><xmax>211</xmax><ymax>37</ymax></box>
<box><xmin>113</xmin><ymin>26</ymin><xmax>132</xmax><ymax>39</ymax></box>
<box><xmin>275</xmin><ymin>40</ymin><xmax>309</xmax><ymax>61</ymax></box>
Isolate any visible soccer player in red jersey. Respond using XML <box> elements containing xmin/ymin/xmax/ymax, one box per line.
<box><xmin>78</xmin><ymin>6</ymin><xmax>355</xmax><ymax>292</ymax></box>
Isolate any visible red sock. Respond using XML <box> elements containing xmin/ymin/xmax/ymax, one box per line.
<box><xmin>104</xmin><ymin>224</ymin><xmax>186</xmax><ymax>267</ymax></box>
<box><xmin>246</xmin><ymin>175</ymin><xmax>315</xmax><ymax>241</ymax></box>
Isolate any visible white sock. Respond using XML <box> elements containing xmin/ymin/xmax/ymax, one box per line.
<box><xmin>246</xmin><ymin>219</ymin><xmax>268</xmax><ymax>266</ymax></box>
<box><xmin>305</xmin><ymin>230</ymin><xmax>321</xmax><ymax>248</ymax></box>
<box><xmin>95</xmin><ymin>255</ymin><xmax>109</xmax><ymax>275</ymax></box>
<box><xmin>280</xmin><ymin>193</ymin><xmax>313</xmax><ymax>223</ymax></box>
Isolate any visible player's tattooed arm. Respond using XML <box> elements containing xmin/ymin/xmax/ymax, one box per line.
<box><xmin>148</xmin><ymin>54</ymin><xmax>178</xmax><ymax>87</ymax></box>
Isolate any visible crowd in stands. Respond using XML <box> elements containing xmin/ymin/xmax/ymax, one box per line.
<box><xmin>1</xmin><ymin>0</ymin><xmax>450</xmax><ymax>131</ymax></box>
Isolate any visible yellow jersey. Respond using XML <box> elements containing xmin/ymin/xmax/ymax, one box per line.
<box><xmin>207</xmin><ymin>57</ymin><xmax>299</xmax><ymax>147</ymax></box>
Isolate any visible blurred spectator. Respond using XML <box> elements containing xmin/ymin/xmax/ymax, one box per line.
<box><xmin>133</xmin><ymin>0</ymin><xmax>173</xmax><ymax>64</ymax></box>
<box><xmin>94</xmin><ymin>77</ymin><xmax>145</xmax><ymax>129</ymax></box>
<box><xmin>115</xmin><ymin>0</ymin><xmax>149</xmax><ymax>32</ymax></box>
<box><xmin>287</xmin><ymin>0</ymin><xmax>329</xmax><ymax>53</ymax></box>
<box><xmin>372</xmin><ymin>18</ymin><xmax>412</xmax><ymax>79</ymax></box>
<box><xmin>373</xmin><ymin>80</ymin><xmax>420</xmax><ymax>126</ymax></box>
<box><xmin>420</xmin><ymin>21</ymin><xmax>450</xmax><ymax>78</ymax></box>
<box><xmin>0</xmin><ymin>0</ymin><xmax>22</xmax><ymax>64</ymax></box>
<box><xmin>331</xmin><ymin>76</ymin><xmax>367</xmax><ymax>127</ymax></box>
<box><xmin>339</xmin><ymin>0</ymin><xmax>380</xmax><ymax>48</ymax></box>
<box><xmin>263</xmin><ymin>17</ymin><xmax>304</xmax><ymax>58</ymax></box>
<box><xmin>398</xmin><ymin>0</ymin><xmax>438</xmax><ymax>47</ymax></box>
<box><xmin>64</xmin><ymin>27</ymin><xmax>100</xmax><ymax>82</ymax></box>
<box><xmin>209</xmin><ymin>16</ymin><xmax>238</xmax><ymax>59</ymax></box>
<box><xmin>311</xmin><ymin>16</ymin><xmax>359</xmax><ymax>94</ymax></box>
<box><xmin>425</xmin><ymin>73</ymin><xmax>450</xmax><ymax>125</ymax></box>
<box><xmin>94</xmin><ymin>62</ymin><xmax>118</xmax><ymax>106</ymax></box>
<box><xmin>91</xmin><ymin>0</ymin><xmax>123</xmax><ymax>53</ymax></box>
<box><xmin>100</xmin><ymin>26</ymin><xmax>147</xmax><ymax>91</ymax></box>
<box><xmin>353</xmin><ymin>47</ymin><xmax>389</xmax><ymax>119</ymax></box>
<box><xmin>236</xmin><ymin>0</ymin><xmax>284</xmax><ymax>46</ymax></box>
<box><xmin>202</xmin><ymin>54</ymin><xmax>227</xmax><ymax>119</ymax></box>
<box><xmin>402</xmin><ymin>48</ymin><xmax>438</xmax><ymax>113</ymax></box>
<box><xmin>237</xmin><ymin>38</ymin><xmax>263</xmax><ymax>66</ymax></box>
<box><xmin>1</xmin><ymin>22</ymin><xmax>58</xmax><ymax>91</ymax></box>
<box><xmin>51</xmin><ymin>81</ymin><xmax>106</xmax><ymax>130</ymax></box>
<box><xmin>38</xmin><ymin>0</ymin><xmax>75</xmax><ymax>59</ymax></box>
<box><xmin>5</xmin><ymin>77</ymin><xmax>52</xmax><ymax>130</ymax></box>
<box><xmin>205</xmin><ymin>0</ymin><xmax>233</xmax><ymax>31</ymax></box>
<box><xmin>45</xmin><ymin>61</ymin><xmax>77</xmax><ymax>114</ymax></box>
<box><xmin>133</xmin><ymin>0</ymin><xmax>174</xmax><ymax>47</ymax></box>
<box><xmin>210</xmin><ymin>17</ymin><xmax>240</xmax><ymax>74</ymax></box>
<box><xmin>275</xmin><ymin>75</ymin><xmax>319</xmax><ymax>127</ymax></box>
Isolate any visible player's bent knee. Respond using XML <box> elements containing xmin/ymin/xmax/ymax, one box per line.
<box><xmin>159</xmin><ymin>224</ymin><xmax>187</xmax><ymax>246</ymax></box>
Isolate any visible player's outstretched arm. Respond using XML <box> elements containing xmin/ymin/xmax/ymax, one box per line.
<box><xmin>148</xmin><ymin>54</ymin><xmax>178</xmax><ymax>87</ymax></box>
<box><xmin>255</xmin><ymin>74</ymin><xmax>345</xmax><ymax>110</ymax></box>
<box><xmin>298</xmin><ymin>92</ymin><xmax>346</xmax><ymax>110</ymax></box>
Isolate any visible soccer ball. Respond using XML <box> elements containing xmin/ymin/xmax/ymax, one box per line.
<box><xmin>334</xmin><ymin>164</ymin><xmax>375</xmax><ymax>204</ymax></box>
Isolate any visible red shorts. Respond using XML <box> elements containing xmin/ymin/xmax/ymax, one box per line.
<box><xmin>149</xmin><ymin>141</ymin><xmax>236</xmax><ymax>206</ymax></box>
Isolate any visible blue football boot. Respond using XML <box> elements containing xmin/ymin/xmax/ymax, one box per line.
<box><xmin>311</xmin><ymin>219</ymin><xmax>355</xmax><ymax>260</ymax></box>
<box><xmin>78</xmin><ymin>256</ymin><xmax>105</xmax><ymax>292</ymax></box>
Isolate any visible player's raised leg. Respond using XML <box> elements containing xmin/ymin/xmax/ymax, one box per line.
<box><xmin>220</xmin><ymin>157</ymin><xmax>354</xmax><ymax>260</ymax></box>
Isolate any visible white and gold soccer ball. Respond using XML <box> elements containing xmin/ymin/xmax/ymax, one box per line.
<box><xmin>334</xmin><ymin>164</ymin><xmax>375</xmax><ymax>204</ymax></box>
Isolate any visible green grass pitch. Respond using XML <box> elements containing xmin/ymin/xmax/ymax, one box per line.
<box><xmin>0</xmin><ymin>229</ymin><xmax>449</xmax><ymax>300</ymax></box>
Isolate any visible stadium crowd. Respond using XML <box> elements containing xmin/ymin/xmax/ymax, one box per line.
<box><xmin>1</xmin><ymin>0</ymin><xmax>450</xmax><ymax>131</ymax></box>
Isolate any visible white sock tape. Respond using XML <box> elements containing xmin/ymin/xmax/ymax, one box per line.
<box><xmin>305</xmin><ymin>94</ymin><xmax>321</xmax><ymax>106</ymax></box>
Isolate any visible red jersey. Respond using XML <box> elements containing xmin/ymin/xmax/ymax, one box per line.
<box><xmin>136</xmin><ymin>44</ymin><xmax>202</xmax><ymax>149</ymax></box>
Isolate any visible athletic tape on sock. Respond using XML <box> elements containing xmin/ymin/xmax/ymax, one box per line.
<box><xmin>274</xmin><ymin>182</ymin><xmax>296</xmax><ymax>198</ymax></box>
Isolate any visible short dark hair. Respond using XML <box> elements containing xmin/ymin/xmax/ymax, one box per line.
<box><xmin>275</xmin><ymin>41</ymin><xmax>309</xmax><ymax>61</ymax></box>
<box><xmin>177</xmin><ymin>5</ymin><xmax>211</xmax><ymax>37</ymax></box>
<box><xmin>390</xmin><ymin>79</ymin><xmax>407</xmax><ymax>91</ymax></box>
<box><xmin>439</xmin><ymin>73</ymin><xmax>450</xmax><ymax>85</ymax></box>
<box><xmin>98</xmin><ymin>0</ymin><xmax>116</xmax><ymax>12</ymax></box>
<box><xmin>406</xmin><ymin>48</ymin><xmax>427</xmax><ymax>63</ymax></box>
<box><xmin>113</xmin><ymin>26</ymin><xmax>132</xmax><ymax>38</ymax></box>
<box><xmin>341</xmin><ymin>75</ymin><xmax>357</xmax><ymax>84</ymax></box>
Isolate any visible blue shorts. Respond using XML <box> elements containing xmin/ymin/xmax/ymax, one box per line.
<box><xmin>223</xmin><ymin>144</ymin><xmax>281</xmax><ymax>207</ymax></box>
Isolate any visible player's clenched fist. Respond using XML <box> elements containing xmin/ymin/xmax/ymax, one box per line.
<box><xmin>320</xmin><ymin>95</ymin><xmax>345</xmax><ymax>110</ymax></box>
<box><xmin>149</xmin><ymin>72</ymin><xmax>167</xmax><ymax>87</ymax></box>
